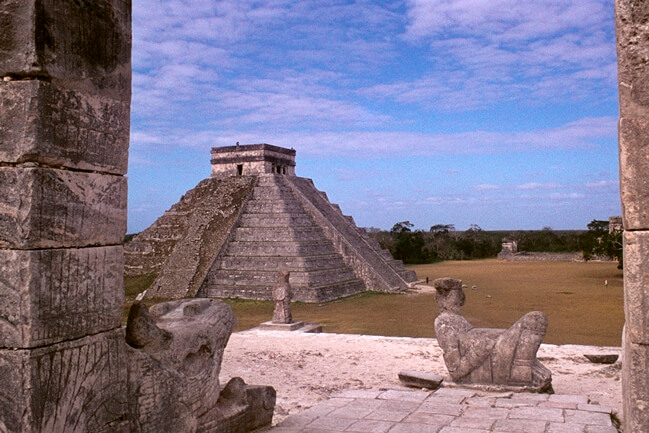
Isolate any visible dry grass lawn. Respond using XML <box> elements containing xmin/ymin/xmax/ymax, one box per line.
<box><xmin>225</xmin><ymin>259</ymin><xmax>624</xmax><ymax>346</ymax></box>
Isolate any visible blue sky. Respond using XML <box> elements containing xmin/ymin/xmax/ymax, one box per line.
<box><xmin>129</xmin><ymin>0</ymin><xmax>620</xmax><ymax>233</ymax></box>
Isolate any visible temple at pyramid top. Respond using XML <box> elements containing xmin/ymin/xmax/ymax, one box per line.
<box><xmin>211</xmin><ymin>143</ymin><xmax>296</xmax><ymax>177</ymax></box>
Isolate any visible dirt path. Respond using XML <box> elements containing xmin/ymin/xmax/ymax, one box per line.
<box><xmin>219</xmin><ymin>329</ymin><xmax>622</xmax><ymax>425</ymax></box>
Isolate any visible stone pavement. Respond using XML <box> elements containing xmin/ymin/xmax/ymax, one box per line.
<box><xmin>266</xmin><ymin>388</ymin><xmax>619</xmax><ymax>433</ymax></box>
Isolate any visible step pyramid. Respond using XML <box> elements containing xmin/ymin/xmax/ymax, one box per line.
<box><xmin>198</xmin><ymin>175</ymin><xmax>367</xmax><ymax>302</ymax></box>
<box><xmin>127</xmin><ymin>144</ymin><xmax>418</xmax><ymax>302</ymax></box>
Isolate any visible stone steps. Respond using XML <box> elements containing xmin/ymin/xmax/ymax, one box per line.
<box><xmin>243</xmin><ymin>200</ymin><xmax>305</xmax><ymax>214</ymax></box>
<box><xmin>232</xmin><ymin>226</ymin><xmax>326</xmax><ymax>242</ymax></box>
<box><xmin>224</xmin><ymin>240</ymin><xmax>339</xmax><ymax>256</ymax></box>
<box><xmin>218</xmin><ymin>254</ymin><xmax>348</xmax><ymax>272</ymax></box>
<box><xmin>207</xmin><ymin>279</ymin><xmax>366</xmax><ymax>303</ymax></box>
<box><xmin>238</xmin><ymin>213</ymin><xmax>314</xmax><ymax>228</ymax></box>
<box><xmin>283</xmin><ymin>176</ymin><xmax>418</xmax><ymax>289</ymax></box>
<box><xmin>209</xmin><ymin>268</ymin><xmax>359</xmax><ymax>287</ymax></box>
<box><xmin>202</xmin><ymin>175</ymin><xmax>368</xmax><ymax>302</ymax></box>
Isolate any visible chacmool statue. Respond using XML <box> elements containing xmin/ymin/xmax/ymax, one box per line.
<box><xmin>433</xmin><ymin>278</ymin><xmax>552</xmax><ymax>391</ymax></box>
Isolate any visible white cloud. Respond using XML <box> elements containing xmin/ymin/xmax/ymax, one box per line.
<box><xmin>516</xmin><ymin>182</ymin><xmax>562</xmax><ymax>190</ymax></box>
<box><xmin>473</xmin><ymin>184</ymin><xmax>499</xmax><ymax>191</ymax></box>
<box><xmin>585</xmin><ymin>180</ymin><xmax>619</xmax><ymax>189</ymax></box>
<box><xmin>130</xmin><ymin>115</ymin><xmax>616</xmax><ymax>158</ymax></box>
<box><xmin>549</xmin><ymin>192</ymin><xmax>586</xmax><ymax>199</ymax></box>
<box><xmin>372</xmin><ymin>0</ymin><xmax>617</xmax><ymax>110</ymax></box>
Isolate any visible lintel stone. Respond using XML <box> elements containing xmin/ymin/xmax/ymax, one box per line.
<box><xmin>0</xmin><ymin>246</ymin><xmax>124</xmax><ymax>348</ymax></box>
<box><xmin>0</xmin><ymin>0</ymin><xmax>131</xmax><ymax>100</ymax></box>
<box><xmin>0</xmin><ymin>167</ymin><xmax>127</xmax><ymax>248</ymax></box>
<box><xmin>0</xmin><ymin>328</ymin><xmax>128</xmax><ymax>433</ymax></box>
<box><xmin>0</xmin><ymin>80</ymin><xmax>129</xmax><ymax>174</ymax></box>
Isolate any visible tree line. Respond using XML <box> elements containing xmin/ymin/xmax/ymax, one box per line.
<box><xmin>369</xmin><ymin>220</ymin><xmax>622</xmax><ymax>268</ymax></box>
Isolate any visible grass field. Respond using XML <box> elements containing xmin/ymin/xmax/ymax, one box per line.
<box><xmin>221</xmin><ymin>259</ymin><xmax>624</xmax><ymax>347</ymax></box>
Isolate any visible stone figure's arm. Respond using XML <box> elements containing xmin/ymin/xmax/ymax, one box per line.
<box><xmin>435</xmin><ymin>316</ymin><xmax>491</xmax><ymax>380</ymax></box>
<box><xmin>440</xmin><ymin>344</ymin><xmax>488</xmax><ymax>380</ymax></box>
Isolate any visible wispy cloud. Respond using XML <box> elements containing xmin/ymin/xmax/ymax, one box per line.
<box><xmin>473</xmin><ymin>184</ymin><xmax>500</xmax><ymax>191</ymax></box>
<box><xmin>516</xmin><ymin>182</ymin><xmax>562</xmax><ymax>190</ymax></box>
<box><xmin>585</xmin><ymin>180</ymin><xmax>619</xmax><ymax>189</ymax></box>
<box><xmin>366</xmin><ymin>0</ymin><xmax>617</xmax><ymax>110</ymax></box>
<box><xmin>131</xmin><ymin>116</ymin><xmax>616</xmax><ymax>158</ymax></box>
<box><xmin>127</xmin><ymin>1</ymin><xmax>620</xmax><ymax>232</ymax></box>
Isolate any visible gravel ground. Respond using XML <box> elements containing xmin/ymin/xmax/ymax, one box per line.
<box><xmin>219</xmin><ymin>329</ymin><xmax>623</xmax><ymax>426</ymax></box>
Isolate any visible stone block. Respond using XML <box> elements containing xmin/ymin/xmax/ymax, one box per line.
<box><xmin>398</xmin><ymin>370</ymin><xmax>444</xmax><ymax>390</ymax></box>
<box><xmin>622</xmin><ymin>337</ymin><xmax>649</xmax><ymax>433</ymax></box>
<box><xmin>0</xmin><ymin>0</ymin><xmax>131</xmax><ymax>100</ymax></box>
<box><xmin>0</xmin><ymin>80</ymin><xmax>129</xmax><ymax>174</ymax></box>
<box><xmin>0</xmin><ymin>329</ymin><xmax>128</xmax><ymax>433</ymax></box>
<box><xmin>0</xmin><ymin>167</ymin><xmax>127</xmax><ymax>248</ymax></box>
<box><xmin>622</xmin><ymin>231</ymin><xmax>649</xmax><ymax>344</ymax></box>
<box><xmin>0</xmin><ymin>246</ymin><xmax>124</xmax><ymax>349</ymax></box>
<box><xmin>619</xmin><ymin>117</ymin><xmax>649</xmax><ymax>230</ymax></box>
<box><xmin>615</xmin><ymin>0</ymin><xmax>649</xmax><ymax>114</ymax></box>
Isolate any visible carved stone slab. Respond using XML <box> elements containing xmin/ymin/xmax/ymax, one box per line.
<box><xmin>126</xmin><ymin>299</ymin><xmax>236</xmax><ymax>432</ymax></box>
<box><xmin>623</xmin><ymin>329</ymin><xmax>649</xmax><ymax>433</ymax></box>
<box><xmin>0</xmin><ymin>329</ymin><xmax>128</xmax><ymax>433</ymax></box>
<box><xmin>0</xmin><ymin>246</ymin><xmax>124</xmax><ymax>348</ymax></box>
<box><xmin>619</xmin><ymin>116</ymin><xmax>649</xmax><ymax>229</ymax></box>
<box><xmin>616</xmin><ymin>0</ymin><xmax>649</xmax><ymax>230</ymax></box>
<box><xmin>0</xmin><ymin>167</ymin><xmax>127</xmax><ymax>248</ymax></box>
<box><xmin>623</xmin><ymin>231</ymin><xmax>649</xmax><ymax>344</ymax></box>
<box><xmin>0</xmin><ymin>0</ymin><xmax>131</xmax><ymax>100</ymax></box>
<box><xmin>0</xmin><ymin>80</ymin><xmax>129</xmax><ymax>174</ymax></box>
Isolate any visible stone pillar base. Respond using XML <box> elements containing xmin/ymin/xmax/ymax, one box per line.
<box><xmin>259</xmin><ymin>321</ymin><xmax>323</xmax><ymax>333</ymax></box>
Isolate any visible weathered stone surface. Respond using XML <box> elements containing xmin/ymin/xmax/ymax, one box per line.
<box><xmin>132</xmin><ymin>146</ymin><xmax>415</xmax><ymax>302</ymax></box>
<box><xmin>617</xmin><ymin>2</ymin><xmax>649</xmax><ymax>432</ymax></box>
<box><xmin>619</xmin><ymin>117</ymin><xmax>649</xmax><ymax>229</ymax></box>
<box><xmin>616</xmin><ymin>0</ymin><xmax>649</xmax><ymax>231</ymax></box>
<box><xmin>0</xmin><ymin>246</ymin><xmax>124</xmax><ymax>348</ymax></box>
<box><xmin>0</xmin><ymin>328</ymin><xmax>128</xmax><ymax>433</ymax></box>
<box><xmin>0</xmin><ymin>167</ymin><xmax>126</xmax><ymax>248</ymax></box>
<box><xmin>433</xmin><ymin>278</ymin><xmax>552</xmax><ymax>391</ymax></box>
<box><xmin>0</xmin><ymin>80</ymin><xmax>129</xmax><ymax>174</ymax></box>
<box><xmin>584</xmin><ymin>354</ymin><xmax>619</xmax><ymax>364</ymax></box>
<box><xmin>126</xmin><ymin>298</ymin><xmax>275</xmax><ymax>433</ymax></box>
<box><xmin>0</xmin><ymin>0</ymin><xmax>131</xmax><ymax>100</ymax></box>
<box><xmin>125</xmin><ymin>176</ymin><xmax>256</xmax><ymax>298</ymax></box>
<box><xmin>273</xmin><ymin>270</ymin><xmax>293</xmax><ymax>324</ymax></box>
<box><xmin>398</xmin><ymin>370</ymin><xmax>444</xmax><ymax>390</ymax></box>
<box><xmin>622</xmin><ymin>336</ymin><xmax>649</xmax><ymax>433</ymax></box>
<box><xmin>616</xmin><ymin>0</ymin><xmax>649</xmax><ymax>115</ymax></box>
<box><xmin>259</xmin><ymin>321</ymin><xmax>306</xmax><ymax>331</ymax></box>
<box><xmin>622</xmin><ymin>231</ymin><xmax>649</xmax><ymax>344</ymax></box>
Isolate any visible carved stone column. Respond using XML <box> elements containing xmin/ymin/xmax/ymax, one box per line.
<box><xmin>0</xmin><ymin>1</ymin><xmax>131</xmax><ymax>432</ymax></box>
<box><xmin>615</xmin><ymin>1</ymin><xmax>649</xmax><ymax>432</ymax></box>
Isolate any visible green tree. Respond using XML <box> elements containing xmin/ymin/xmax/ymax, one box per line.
<box><xmin>390</xmin><ymin>221</ymin><xmax>428</xmax><ymax>264</ymax></box>
<box><xmin>580</xmin><ymin>219</ymin><xmax>623</xmax><ymax>269</ymax></box>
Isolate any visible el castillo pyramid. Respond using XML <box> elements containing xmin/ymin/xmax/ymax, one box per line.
<box><xmin>125</xmin><ymin>143</ymin><xmax>418</xmax><ymax>302</ymax></box>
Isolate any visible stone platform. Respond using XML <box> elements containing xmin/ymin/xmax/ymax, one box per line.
<box><xmin>266</xmin><ymin>388</ymin><xmax>618</xmax><ymax>433</ymax></box>
<box><xmin>259</xmin><ymin>321</ymin><xmax>323</xmax><ymax>333</ymax></box>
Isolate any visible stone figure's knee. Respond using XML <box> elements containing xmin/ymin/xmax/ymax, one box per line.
<box><xmin>520</xmin><ymin>311</ymin><xmax>548</xmax><ymax>334</ymax></box>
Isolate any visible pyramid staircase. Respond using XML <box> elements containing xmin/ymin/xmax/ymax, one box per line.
<box><xmin>199</xmin><ymin>174</ymin><xmax>417</xmax><ymax>302</ymax></box>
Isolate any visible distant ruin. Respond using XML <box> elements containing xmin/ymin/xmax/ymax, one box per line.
<box><xmin>126</xmin><ymin>143</ymin><xmax>418</xmax><ymax>302</ymax></box>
